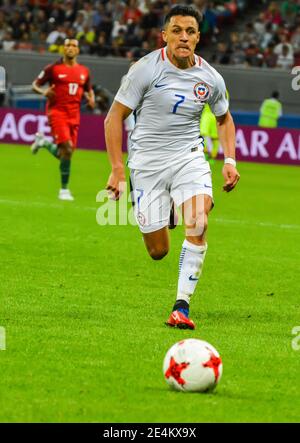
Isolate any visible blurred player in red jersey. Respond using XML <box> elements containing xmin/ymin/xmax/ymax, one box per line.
<box><xmin>31</xmin><ymin>38</ymin><xmax>95</xmax><ymax>201</ymax></box>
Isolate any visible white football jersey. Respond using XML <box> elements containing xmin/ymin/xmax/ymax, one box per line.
<box><xmin>115</xmin><ymin>47</ymin><xmax>228</xmax><ymax>170</ymax></box>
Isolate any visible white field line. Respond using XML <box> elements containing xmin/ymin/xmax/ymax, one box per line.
<box><xmin>213</xmin><ymin>217</ymin><xmax>300</xmax><ymax>231</ymax></box>
<box><xmin>0</xmin><ymin>198</ymin><xmax>299</xmax><ymax>231</ymax></box>
<box><xmin>0</xmin><ymin>198</ymin><xmax>96</xmax><ymax>212</ymax></box>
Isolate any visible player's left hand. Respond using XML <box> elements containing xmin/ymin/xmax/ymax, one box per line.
<box><xmin>87</xmin><ymin>97</ymin><xmax>95</xmax><ymax>109</ymax></box>
<box><xmin>222</xmin><ymin>164</ymin><xmax>240</xmax><ymax>192</ymax></box>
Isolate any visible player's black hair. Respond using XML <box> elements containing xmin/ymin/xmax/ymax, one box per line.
<box><xmin>272</xmin><ymin>91</ymin><xmax>280</xmax><ymax>99</ymax></box>
<box><xmin>164</xmin><ymin>5</ymin><xmax>203</xmax><ymax>28</ymax></box>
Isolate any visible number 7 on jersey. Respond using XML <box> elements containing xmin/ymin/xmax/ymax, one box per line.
<box><xmin>172</xmin><ymin>94</ymin><xmax>185</xmax><ymax>114</ymax></box>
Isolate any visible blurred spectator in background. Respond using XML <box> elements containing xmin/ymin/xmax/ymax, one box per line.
<box><xmin>29</xmin><ymin>23</ymin><xmax>41</xmax><ymax>47</ymax></box>
<box><xmin>79</xmin><ymin>1</ymin><xmax>96</xmax><ymax>28</ymax></box>
<box><xmin>258</xmin><ymin>91</ymin><xmax>282</xmax><ymax>128</ymax></box>
<box><xmin>263</xmin><ymin>42</ymin><xmax>278</xmax><ymax>68</ymax></box>
<box><xmin>91</xmin><ymin>32</ymin><xmax>110</xmax><ymax>56</ymax></box>
<box><xmin>36</xmin><ymin>31</ymin><xmax>48</xmax><ymax>53</ymax></box>
<box><xmin>9</xmin><ymin>10</ymin><xmax>25</xmax><ymax>40</ymax></box>
<box><xmin>64</xmin><ymin>0</ymin><xmax>76</xmax><ymax>23</ymax></box>
<box><xmin>2</xmin><ymin>30</ymin><xmax>15</xmax><ymax>51</ymax></box>
<box><xmin>131</xmin><ymin>40</ymin><xmax>151</xmax><ymax>58</ymax></box>
<box><xmin>16</xmin><ymin>31</ymin><xmax>33</xmax><ymax>51</ymax></box>
<box><xmin>240</xmin><ymin>23</ymin><xmax>258</xmax><ymax>50</ymax></box>
<box><xmin>264</xmin><ymin>2</ymin><xmax>282</xmax><ymax>28</ymax></box>
<box><xmin>33</xmin><ymin>8</ymin><xmax>48</xmax><ymax>35</ymax></box>
<box><xmin>76</xmin><ymin>24</ymin><xmax>96</xmax><ymax>47</ymax></box>
<box><xmin>200</xmin><ymin>1</ymin><xmax>219</xmax><ymax>45</ymax></box>
<box><xmin>260</xmin><ymin>22</ymin><xmax>275</xmax><ymax>50</ymax></box>
<box><xmin>291</xmin><ymin>25</ymin><xmax>300</xmax><ymax>53</ymax></box>
<box><xmin>228</xmin><ymin>32</ymin><xmax>245</xmax><ymax>65</ymax></box>
<box><xmin>109</xmin><ymin>1</ymin><xmax>125</xmax><ymax>24</ymax></box>
<box><xmin>93</xmin><ymin>84</ymin><xmax>112</xmax><ymax>114</ymax></box>
<box><xmin>73</xmin><ymin>12</ymin><xmax>86</xmax><ymax>34</ymax></box>
<box><xmin>123</xmin><ymin>0</ymin><xmax>142</xmax><ymax>25</ymax></box>
<box><xmin>48</xmin><ymin>35</ymin><xmax>64</xmax><ymax>54</ymax></box>
<box><xmin>274</xmin><ymin>34</ymin><xmax>294</xmax><ymax>58</ymax></box>
<box><xmin>111</xmin><ymin>28</ymin><xmax>127</xmax><ymax>57</ymax></box>
<box><xmin>46</xmin><ymin>23</ymin><xmax>66</xmax><ymax>46</ymax></box>
<box><xmin>140</xmin><ymin>3</ymin><xmax>159</xmax><ymax>30</ymax></box>
<box><xmin>245</xmin><ymin>43</ymin><xmax>264</xmax><ymax>67</ymax></box>
<box><xmin>0</xmin><ymin>11</ymin><xmax>7</xmax><ymax>43</ymax></box>
<box><xmin>211</xmin><ymin>41</ymin><xmax>231</xmax><ymax>64</ymax></box>
<box><xmin>276</xmin><ymin>43</ymin><xmax>294</xmax><ymax>69</ymax></box>
<box><xmin>253</xmin><ymin>13</ymin><xmax>266</xmax><ymax>40</ymax></box>
<box><xmin>280</xmin><ymin>0</ymin><xmax>300</xmax><ymax>25</ymax></box>
<box><xmin>77</xmin><ymin>33</ymin><xmax>92</xmax><ymax>55</ymax></box>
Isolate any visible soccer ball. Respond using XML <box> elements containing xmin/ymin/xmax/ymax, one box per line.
<box><xmin>163</xmin><ymin>338</ymin><xmax>222</xmax><ymax>393</ymax></box>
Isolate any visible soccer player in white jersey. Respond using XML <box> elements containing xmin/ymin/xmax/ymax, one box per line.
<box><xmin>104</xmin><ymin>5</ymin><xmax>240</xmax><ymax>330</ymax></box>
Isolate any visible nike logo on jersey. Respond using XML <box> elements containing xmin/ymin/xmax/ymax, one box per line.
<box><xmin>189</xmin><ymin>275</ymin><xmax>199</xmax><ymax>281</ymax></box>
<box><xmin>154</xmin><ymin>79</ymin><xmax>167</xmax><ymax>88</ymax></box>
<box><xmin>204</xmin><ymin>184</ymin><xmax>212</xmax><ymax>188</ymax></box>
<box><xmin>58</xmin><ymin>74</ymin><xmax>67</xmax><ymax>78</ymax></box>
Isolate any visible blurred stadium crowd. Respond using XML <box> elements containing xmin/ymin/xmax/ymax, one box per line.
<box><xmin>0</xmin><ymin>0</ymin><xmax>299</xmax><ymax>70</ymax></box>
<box><xmin>0</xmin><ymin>0</ymin><xmax>246</xmax><ymax>57</ymax></box>
<box><xmin>210</xmin><ymin>1</ymin><xmax>300</xmax><ymax>69</ymax></box>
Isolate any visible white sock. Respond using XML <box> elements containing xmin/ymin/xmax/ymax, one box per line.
<box><xmin>176</xmin><ymin>239</ymin><xmax>207</xmax><ymax>304</ymax></box>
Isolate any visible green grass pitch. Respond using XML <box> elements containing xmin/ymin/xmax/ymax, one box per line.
<box><xmin>0</xmin><ymin>144</ymin><xmax>300</xmax><ymax>423</ymax></box>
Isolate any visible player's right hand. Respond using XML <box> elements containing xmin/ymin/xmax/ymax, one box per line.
<box><xmin>44</xmin><ymin>85</ymin><xmax>56</xmax><ymax>99</ymax></box>
<box><xmin>106</xmin><ymin>167</ymin><xmax>126</xmax><ymax>201</ymax></box>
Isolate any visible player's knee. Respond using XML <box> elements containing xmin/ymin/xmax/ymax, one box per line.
<box><xmin>60</xmin><ymin>143</ymin><xmax>73</xmax><ymax>160</ymax></box>
<box><xmin>148</xmin><ymin>245</ymin><xmax>169</xmax><ymax>260</ymax></box>
<box><xmin>185</xmin><ymin>212</ymin><xmax>208</xmax><ymax>238</ymax></box>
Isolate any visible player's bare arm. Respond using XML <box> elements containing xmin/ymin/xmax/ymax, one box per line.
<box><xmin>32</xmin><ymin>80</ymin><xmax>55</xmax><ymax>99</ymax></box>
<box><xmin>104</xmin><ymin>100</ymin><xmax>132</xmax><ymax>200</ymax></box>
<box><xmin>216</xmin><ymin>111</ymin><xmax>240</xmax><ymax>192</ymax></box>
<box><xmin>84</xmin><ymin>89</ymin><xmax>95</xmax><ymax>109</ymax></box>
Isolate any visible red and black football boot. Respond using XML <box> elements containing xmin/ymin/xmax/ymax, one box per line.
<box><xmin>165</xmin><ymin>310</ymin><xmax>195</xmax><ymax>330</ymax></box>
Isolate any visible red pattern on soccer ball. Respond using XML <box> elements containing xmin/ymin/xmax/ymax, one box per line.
<box><xmin>202</xmin><ymin>349</ymin><xmax>222</xmax><ymax>381</ymax></box>
<box><xmin>165</xmin><ymin>357</ymin><xmax>190</xmax><ymax>385</ymax></box>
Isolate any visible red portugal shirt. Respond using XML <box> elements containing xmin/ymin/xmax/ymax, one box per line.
<box><xmin>35</xmin><ymin>59</ymin><xmax>92</xmax><ymax>122</ymax></box>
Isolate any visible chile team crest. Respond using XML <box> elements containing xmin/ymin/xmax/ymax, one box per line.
<box><xmin>193</xmin><ymin>82</ymin><xmax>211</xmax><ymax>102</ymax></box>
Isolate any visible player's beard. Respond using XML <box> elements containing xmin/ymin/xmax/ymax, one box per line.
<box><xmin>64</xmin><ymin>53</ymin><xmax>77</xmax><ymax>63</ymax></box>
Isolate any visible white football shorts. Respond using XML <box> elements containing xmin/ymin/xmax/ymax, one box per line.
<box><xmin>130</xmin><ymin>153</ymin><xmax>213</xmax><ymax>234</ymax></box>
